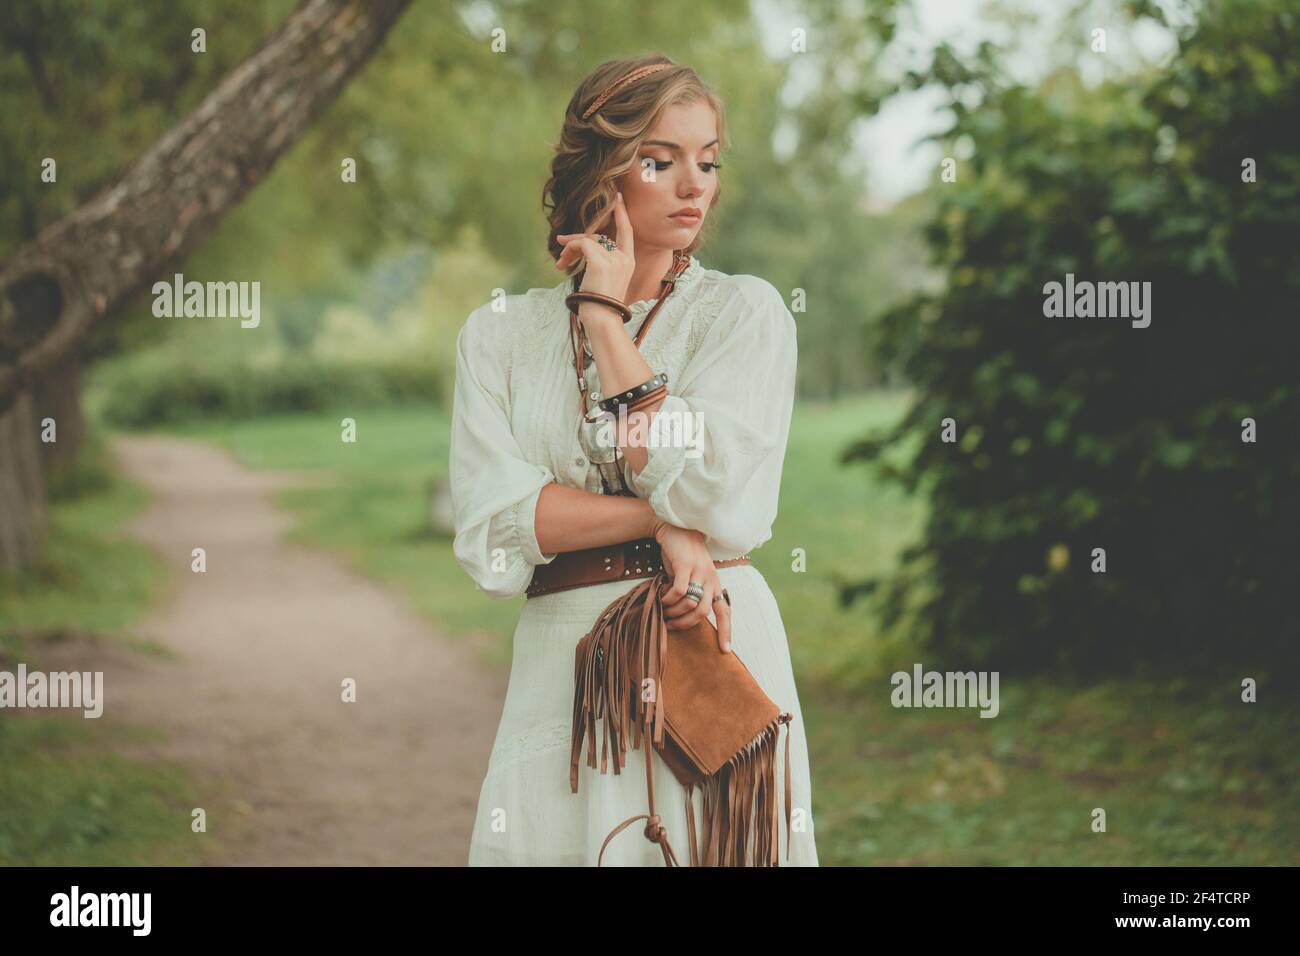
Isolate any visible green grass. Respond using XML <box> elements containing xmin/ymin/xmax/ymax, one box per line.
<box><xmin>0</xmin><ymin>435</ymin><xmax>202</xmax><ymax>866</ymax></box>
<box><xmin>0</xmin><ymin>436</ymin><xmax>172</xmax><ymax>658</ymax></box>
<box><xmin>132</xmin><ymin>396</ymin><xmax>1299</xmax><ymax>865</ymax></box>
<box><xmin>757</xmin><ymin>392</ymin><xmax>926</xmax><ymax>685</ymax></box>
<box><xmin>0</xmin><ymin>716</ymin><xmax>202</xmax><ymax>866</ymax></box>
<box><xmin>806</xmin><ymin>676</ymin><xmax>1300</xmax><ymax>865</ymax></box>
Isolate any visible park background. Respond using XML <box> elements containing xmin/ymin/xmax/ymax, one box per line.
<box><xmin>1</xmin><ymin>0</ymin><xmax>1297</xmax><ymax>865</ymax></box>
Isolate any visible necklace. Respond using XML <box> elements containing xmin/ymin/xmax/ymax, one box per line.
<box><xmin>568</xmin><ymin>250</ymin><xmax>692</xmax><ymax>496</ymax></box>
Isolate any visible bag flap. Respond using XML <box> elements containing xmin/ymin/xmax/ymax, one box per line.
<box><xmin>661</xmin><ymin>616</ymin><xmax>780</xmax><ymax>777</ymax></box>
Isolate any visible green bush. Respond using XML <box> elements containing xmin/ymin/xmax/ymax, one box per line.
<box><xmin>94</xmin><ymin>356</ymin><xmax>444</xmax><ymax>427</ymax></box>
<box><xmin>849</xmin><ymin>0</ymin><xmax>1300</xmax><ymax>680</ymax></box>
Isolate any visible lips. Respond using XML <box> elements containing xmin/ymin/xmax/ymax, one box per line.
<box><xmin>670</xmin><ymin>208</ymin><xmax>702</xmax><ymax>224</ymax></box>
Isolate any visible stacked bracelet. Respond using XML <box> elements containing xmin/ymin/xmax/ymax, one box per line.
<box><xmin>596</xmin><ymin>372</ymin><xmax>668</xmax><ymax>414</ymax></box>
<box><xmin>625</xmin><ymin>388</ymin><xmax>667</xmax><ymax>414</ymax></box>
<box><xmin>566</xmin><ymin>291</ymin><xmax>632</xmax><ymax>323</ymax></box>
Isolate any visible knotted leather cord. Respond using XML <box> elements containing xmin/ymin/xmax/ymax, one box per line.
<box><xmin>597</xmin><ymin>730</ymin><xmax>680</xmax><ymax>866</ymax></box>
<box><xmin>568</xmin><ymin>251</ymin><xmax>691</xmax><ymax>496</ymax></box>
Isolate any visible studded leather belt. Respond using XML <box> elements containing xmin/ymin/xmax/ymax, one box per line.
<box><xmin>525</xmin><ymin>536</ymin><xmax>751</xmax><ymax>599</ymax></box>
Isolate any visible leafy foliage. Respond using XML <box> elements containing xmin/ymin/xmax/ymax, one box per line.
<box><xmin>848</xmin><ymin>0</ymin><xmax>1300</xmax><ymax>679</ymax></box>
<box><xmin>95</xmin><ymin>355</ymin><xmax>443</xmax><ymax>427</ymax></box>
<box><xmin>3</xmin><ymin>0</ymin><xmax>929</xmax><ymax>406</ymax></box>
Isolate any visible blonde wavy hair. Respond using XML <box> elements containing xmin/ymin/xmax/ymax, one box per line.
<box><xmin>543</xmin><ymin>54</ymin><xmax>729</xmax><ymax>275</ymax></box>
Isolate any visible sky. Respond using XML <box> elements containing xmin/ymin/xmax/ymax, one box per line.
<box><xmin>756</xmin><ymin>0</ymin><xmax>1184</xmax><ymax>205</ymax></box>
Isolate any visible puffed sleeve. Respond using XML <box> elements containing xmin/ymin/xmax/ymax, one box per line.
<box><xmin>448</xmin><ymin>303</ymin><xmax>558</xmax><ymax>599</ymax></box>
<box><xmin>626</xmin><ymin>275</ymin><xmax>797</xmax><ymax>556</ymax></box>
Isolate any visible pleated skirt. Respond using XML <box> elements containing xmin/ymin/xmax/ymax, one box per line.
<box><xmin>466</xmin><ymin>563</ymin><xmax>819</xmax><ymax>866</ymax></box>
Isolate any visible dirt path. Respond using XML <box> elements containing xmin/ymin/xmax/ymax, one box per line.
<box><xmin>57</xmin><ymin>434</ymin><xmax>506</xmax><ymax>864</ymax></box>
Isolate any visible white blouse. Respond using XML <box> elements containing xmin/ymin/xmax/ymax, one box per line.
<box><xmin>449</xmin><ymin>254</ymin><xmax>798</xmax><ymax>600</ymax></box>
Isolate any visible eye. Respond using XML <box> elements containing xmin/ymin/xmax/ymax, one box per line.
<box><xmin>644</xmin><ymin>160</ymin><xmax>722</xmax><ymax>172</ymax></box>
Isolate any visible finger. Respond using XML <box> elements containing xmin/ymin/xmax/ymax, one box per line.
<box><xmin>556</xmin><ymin>235</ymin><xmax>601</xmax><ymax>271</ymax></box>
<box><xmin>555</xmin><ymin>237</ymin><xmax>586</xmax><ymax>270</ymax></box>
<box><xmin>664</xmin><ymin>568</ymin><xmax>704</xmax><ymax>619</ymax></box>
<box><xmin>612</xmin><ymin>191</ymin><xmax>634</xmax><ymax>256</ymax></box>
<box><xmin>663</xmin><ymin>587</ymin><xmax>696</xmax><ymax>620</ymax></box>
<box><xmin>666</xmin><ymin>593</ymin><xmax>701</xmax><ymax>629</ymax></box>
<box><xmin>713</xmin><ymin>589</ymin><xmax>732</xmax><ymax>653</ymax></box>
<box><xmin>664</xmin><ymin>571</ymin><xmax>702</xmax><ymax>623</ymax></box>
<box><xmin>661</xmin><ymin>565</ymin><xmax>691</xmax><ymax>616</ymax></box>
<box><xmin>691</xmin><ymin>582</ymin><xmax>716</xmax><ymax>629</ymax></box>
<box><xmin>673</xmin><ymin>581</ymin><xmax>712</xmax><ymax>630</ymax></box>
<box><xmin>555</xmin><ymin>234</ymin><xmax>590</xmax><ymax>262</ymax></box>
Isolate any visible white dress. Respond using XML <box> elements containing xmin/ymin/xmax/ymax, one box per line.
<box><xmin>450</xmin><ymin>254</ymin><xmax>819</xmax><ymax>866</ymax></box>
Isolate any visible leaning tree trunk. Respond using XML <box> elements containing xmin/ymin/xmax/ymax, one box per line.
<box><xmin>0</xmin><ymin>392</ymin><xmax>46</xmax><ymax>572</ymax></box>
<box><xmin>31</xmin><ymin>354</ymin><xmax>85</xmax><ymax>487</ymax></box>
<box><xmin>0</xmin><ymin>0</ymin><xmax>413</xmax><ymax>571</ymax></box>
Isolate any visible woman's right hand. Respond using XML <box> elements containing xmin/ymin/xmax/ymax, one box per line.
<box><xmin>554</xmin><ymin>192</ymin><xmax>636</xmax><ymax>303</ymax></box>
<box><xmin>650</xmin><ymin>519</ymin><xmax>732</xmax><ymax>653</ymax></box>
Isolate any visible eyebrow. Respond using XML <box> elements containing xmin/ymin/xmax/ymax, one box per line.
<box><xmin>642</xmin><ymin>138</ymin><xmax>720</xmax><ymax>150</ymax></box>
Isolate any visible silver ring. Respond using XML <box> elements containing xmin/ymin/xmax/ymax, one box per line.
<box><xmin>596</xmin><ymin>234</ymin><xmax>618</xmax><ymax>252</ymax></box>
<box><xmin>685</xmin><ymin>581</ymin><xmax>704</xmax><ymax>604</ymax></box>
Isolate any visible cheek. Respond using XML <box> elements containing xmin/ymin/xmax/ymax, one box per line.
<box><xmin>622</xmin><ymin>179</ymin><xmax>668</xmax><ymax>227</ymax></box>
<box><xmin>622</xmin><ymin>171</ymin><xmax>659</xmax><ymax>201</ymax></box>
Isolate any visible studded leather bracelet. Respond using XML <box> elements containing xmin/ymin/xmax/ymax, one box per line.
<box><xmin>623</xmin><ymin>386</ymin><xmax>668</xmax><ymax>413</ymax></box>
<box><xmin>597</xmin><ymin>372</ymin><xmax>669</xmax><ymax>414</ymax></box>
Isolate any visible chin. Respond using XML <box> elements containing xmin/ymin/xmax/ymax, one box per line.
<box><xmin>647</xmin><ymin>230</ymin><xmax>693</xmax><ymax>247</ymax></box>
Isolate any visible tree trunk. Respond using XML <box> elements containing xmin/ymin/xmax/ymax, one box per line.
<box><xmin>0</xmin><ymin>391</ymin><xmax>47</xmax><ymax>573</ymax></box>
<box><xmin>31</xmin><ymin>354</ymin><xmax>85</xmax><ymax>485</ymax></box>
<box><xmin>0</xmin><ymin>0</ymin><xmax>412</xmax><ymax>570</ymax></box>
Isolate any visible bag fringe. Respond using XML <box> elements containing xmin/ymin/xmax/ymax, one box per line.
<box><xmin>569</xmin><ymin>573</ymin><xmax>795</xmax><ymax>867</ymax></box>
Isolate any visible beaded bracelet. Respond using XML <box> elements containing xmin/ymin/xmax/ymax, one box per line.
<box><xmin>597</xmin><ymin>372</ymin><xmax>669</xmax><ymax>413</ymax></box>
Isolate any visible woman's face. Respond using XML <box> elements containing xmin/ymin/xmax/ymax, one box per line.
<box><xmin>616</xmin><ymin>99</ymin><xmax>720</xmax><ymax>253</ymax></box>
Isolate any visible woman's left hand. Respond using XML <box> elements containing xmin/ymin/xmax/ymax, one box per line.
<box><xmin>652</xmin><ymin>521</ymin><xmax>732</xmax><ymax>653</ymax></box>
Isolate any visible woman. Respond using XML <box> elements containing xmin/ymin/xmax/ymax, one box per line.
<box><xmin>451</xmin><ymin>54</ymin><xmax>818</xmax><ymax>866</ymax></box>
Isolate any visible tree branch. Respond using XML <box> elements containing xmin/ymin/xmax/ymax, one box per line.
<box><xmin>0</xmin><ymin>0</ymin><xmax>414</xmax><ymax>408</ymax></box>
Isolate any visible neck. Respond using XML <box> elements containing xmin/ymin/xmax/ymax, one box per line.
<box><xmin>625</xmin><ymin>246</ymin><xmax>677</xmax><ymax>306</ymax></box>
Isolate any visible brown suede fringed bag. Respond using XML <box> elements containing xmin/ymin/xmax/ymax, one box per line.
<box><xmin>569</xmin><ymin>570</ymin><xmax>794</xmax><ymax>867</ymax></box>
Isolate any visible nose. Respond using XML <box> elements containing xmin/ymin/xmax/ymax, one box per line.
<box><xmin>680</xmin><ymin>164</ymin><xmax>710</xmax><ymax>200</ymax></box>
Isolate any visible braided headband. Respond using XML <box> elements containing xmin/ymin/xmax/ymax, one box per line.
<box><xmin>582</xmin><ymin>62</ymin><xmax>673</xmax><ymax>120</ymax></box>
